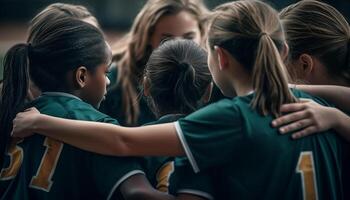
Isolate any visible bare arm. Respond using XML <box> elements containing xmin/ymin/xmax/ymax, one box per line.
<box><xmin>12</xmin><ymin>108</ymin><xmax>185</xmax><ymax>157</ymax></box>
<box><xmin>295</xmin><ymin>84</ymin><xmax>350</xmax><ymax>113</ymax></box>
<box><xmin>119</xmin><ymin>174</ymin><xmax>175</xmax><ymax>200</ymax></box>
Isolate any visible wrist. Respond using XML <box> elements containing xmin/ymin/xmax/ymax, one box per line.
<box><xmin>331</xmin><ymin>108</ymin><xmax>345</xmax><ymax>131</ymax></box>
<box><xmin>32</xmin><ymin>114</ymin><xmax>44</xmax><ymax>133</ymax></box>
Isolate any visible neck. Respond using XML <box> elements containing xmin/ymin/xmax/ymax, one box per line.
<box><xmin>231</xmin><ymin>72</ymin><xmax>253</xmax><ymax>96</ymax></box>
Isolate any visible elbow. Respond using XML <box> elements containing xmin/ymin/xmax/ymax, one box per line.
<box><xmin>111</xmin><ymin>128</ymin><xmax>132</xmax><ymax>156</ymax></box>
<box><xmin>122</xmin><ymin>187</ymin><xmax>154</xmax><ymax>200</ymax></box>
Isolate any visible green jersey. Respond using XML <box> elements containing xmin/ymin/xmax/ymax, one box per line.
<box><xmin>0</xmin><ymin>92</ymin><xmax>144</xmax><ymax>200</ymax></box>
<box><xmin>142</xmin><ymin>114</ymin><xmax>183</xmax><ymax>192</ymax></box>
<box><xmin>174</xmin><ymin>89</ymin><xmax>345</xmax><ymax>200</ymax></box>
<box><xmin>99</xmin><ymin>65</ymin><xmax>156</xmax><ymax>126</ymax></box>
<box><xmin>169</xmin><ymin>157</ymin><xmax>216</xmax><ymax>200</ymax></box>
<box><xmin>143</xmin><ymin>114</ymin><xmax>215</xmax><ymax>199</ymax></box>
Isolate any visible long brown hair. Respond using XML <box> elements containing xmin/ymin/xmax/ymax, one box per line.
<box><xmin>280</xmin><ymin>0</ymin><xmax>350</xmax><ymax>85</ymax></box>
<box><xmin>112</xmin><ymin>0</ymin><xmax>208</xmax><ymax>125</ymax></box>
<box><xmin>207</xmin><ymin>0</ymin><xmax>296</xmax><ymax>117</ymax></box>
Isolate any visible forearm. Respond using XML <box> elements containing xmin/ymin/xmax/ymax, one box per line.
<box><xmin>295</xmin><ymin>85</ymin><xmax>350</xmax><ymax>112</ymax></box>
<box><xmin>32</xmin><ymin>114</ymin><xmax>124</xmax><ymax>155</ymax></box>
<box><xmin>32</xmin><ymin>114</ymin><xmax>184</xmax><ymax>156</ymax></box>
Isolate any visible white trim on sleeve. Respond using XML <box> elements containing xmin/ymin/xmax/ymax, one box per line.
<box><xmin>174</xmin><ymin>121</ymin><xmax>200</xmax><ymax>173</ymax></box>
<box><xmin>106</xmin><ymin>170</ymin><xmax>145</xmax><ymax>200</ymax></box>
<box><xmin>177</xmin><ymin>189</ymin><xmax>214</xmax><ymax>200</ymax></box>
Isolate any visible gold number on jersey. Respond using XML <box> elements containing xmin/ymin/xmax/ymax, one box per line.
<box><xmin>29</xmin><ymin>138</ymin><xmax>63</xmax><ymax>192</ymax></box>
<box><xmin>0</xmin><ymin>138</ymin><xmax>24</xmax><ymax>180</ymax></box>
<box><xmin>296</xmin><ymin>151</ymin><xmax>318</xmax><ymax>200</ymax></box>
<box><xmin>156</xmin><ymin>161</ymin><xmax>175</xmax><ymax>193</ymax></box>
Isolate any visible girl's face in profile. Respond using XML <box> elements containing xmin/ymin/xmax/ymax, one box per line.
<box><xmin>149</xmin><ymin>10</ymin><xmax>201</xmax><ymax>49</ymax></box>
<box><xmin>82</xmin><ymin>44</ymin><xmax>112</xmax><ymax>108</ymax></box>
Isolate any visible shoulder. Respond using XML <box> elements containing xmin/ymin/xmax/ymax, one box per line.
<box><xmin>62</xmin><ymin>98</ymin><xmax>119</xmax><ymax>125</ymax></box>
<box><xmin>292</xmin><ymin>89</ymin><xmax>333</xmax><ymax>107</ymax></box>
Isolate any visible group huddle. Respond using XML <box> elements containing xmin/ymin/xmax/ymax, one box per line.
<box><xmin>0</xmin><ymin>0</ymin><xmax>349</xmax><ymax>199</ymax></box>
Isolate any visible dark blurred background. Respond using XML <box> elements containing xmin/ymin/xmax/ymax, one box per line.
<box><xmin>1</xmin><ymin>0</ymin><xmax>349</xmax><ymax>79</ymax></box>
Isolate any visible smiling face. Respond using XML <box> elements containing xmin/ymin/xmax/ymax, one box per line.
<box><xmin>149</xmin><ymin>10</ymin><xmax>201</xmax><ymax>49</ymax></box>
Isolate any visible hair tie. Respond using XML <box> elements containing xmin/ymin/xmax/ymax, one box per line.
<box><xmin>259</xmin><ymin>32</ymin><xmax>268</xmax><ymax>38</ymax></box>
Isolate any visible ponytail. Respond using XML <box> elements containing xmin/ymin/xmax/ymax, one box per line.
<box><xmin>145</xmin><ymin>39</ymin><xmax>211</xmax><ymax>117</ymax></box>
<box><xmin>174</xmin><ymin>62</ymin><xmax>200</xmax><ymax>113</ymax></box>
<box><xmin>0</xmin><ymin>44</ymin><xmax>30</xmax><ymax>168</ymax></box>
<box><xmin>252</xmin><ymin>35</ymin><xmax>296</xmax><ymax>117</ymax></box>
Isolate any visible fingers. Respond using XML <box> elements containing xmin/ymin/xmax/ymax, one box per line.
<box><xmin>278</xmin><ymin>119</ymin><xmax>313</xmax><ymax>134</ymax></box>
<box><xmin>298</xmin><ymin>98</ymin><xmax>311</xmax><ymax>103</ymax></box>
<box><xmin>279</xmin><ymin>102</ymin><xmax>308</xmax><ymax>113</ymax></box>
<box><xmin>291</xmin><ymin>126</ymin><xmax>318</xmax><ymax>139</ymax></box>
<box><xmin>272</xmin><ymin>110</ymin><xmax>309</xmax><ymax>127</ymax></box>
<box><xmin>24</xmin><ymin>107</ymin><xmax>39</xmax><ymax>113</ymax></box>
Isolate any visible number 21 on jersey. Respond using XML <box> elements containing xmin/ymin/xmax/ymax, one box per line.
<box><xmin>296</xmin><ymin>151</ymin><xmax>318</xmax><ymax>200</ymax></box>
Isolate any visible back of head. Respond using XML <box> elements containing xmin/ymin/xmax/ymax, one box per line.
<box><xmin>144</xmin><ymin>39</ymin><xmax>211</xmax><ymax>117</ymax></box>
<box><xmin>280</xmin><ymin>0</ymin><xmax>350</xmax><ymax>85</ymax></box>
<box><xmin>0</xmin><ymin>17</ymin><xmax>108</xmax><ymax>167</ymax></box>
<box><xmin>113</xmin><ymin>0</ymin><xmax>209</xmax><ymax>125</ymax></box>
<box><xmin>207</xmin><ymin>0</ymin><xmax>296</xmax><ymax>117</ymax></box>
<box><xmin>28</xmin><ymin>3</ymin><xmax>98</xmax><ymax>42</ymax></box>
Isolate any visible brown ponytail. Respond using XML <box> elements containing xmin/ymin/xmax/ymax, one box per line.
<box><xmin>252</xmin><ymin>34</ymin><xmax>296</xmax><ymax>116</ymax></box>
<box><xmin>207</xmin><ymin>0</ymin><xmax>296</xmax><ymax>117</ymax></box>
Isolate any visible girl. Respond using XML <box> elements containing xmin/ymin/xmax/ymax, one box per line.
<box><xmin>100</xmin><ymin>0</ymin><xmax>212</xmax><ymax>126</ymax></box>
<box><xmin>11</xmin><ymin>1</ymin><xmax>346</xmax><ymax>199</ymax></box>
<box><xmin>280</xmin><ymin>0</ymin><xmax>350</xmax><ymax>86</ymax></box>
<box><xmin>0</xmin><ymin>3</ymin><xmax>99</xmax><ymax>104</ymax></box>
<box><xmin>0</xmin><ymin>17</ymin><xmax>172</xmax><ymax>199</ymax></box>
<box><xmin>140</xmin><ymin>39</ymin><xmax>214</xmax><ymax>199</ymax></box>
<box><xmin>272</xmin><ymin>0</ymin><xmax>350</xmax><ymax>138</ymax></box>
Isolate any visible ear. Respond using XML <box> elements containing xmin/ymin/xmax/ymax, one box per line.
<box><xmin>298</xmin><ymin>54</ymin><xmax>314</xmax><ymax>75</ymax></box>
<box><xmin>214</xmin><ymin>46</ymin><xmax>229</xmax><ymax>71</ymax></box>
<box><xmin>75</xmin><ymin>66</ymin><xmax>89</xmax><ymax>88</ymax></box>
<box><xmin>281</xmin><ymin>42</ymin><xmax>289</xmax><ymax>62</ymax></box>
<box><xmin>201</xmin><ymin>82</ymin><xmax>213</xmax><ymax>103</ymax></box>
<box><xmin>142</xmin><ymin>76</ymin><xmax>151</xmax><ymax>97</ymax></box>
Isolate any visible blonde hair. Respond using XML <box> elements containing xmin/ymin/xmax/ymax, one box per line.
<box><xmin>280</xmin><ymin>0</ymin><xmax>350</xmax><ymax>85</ymax></box>
<box><xmin>207</xmin><ymin>0</ymin><xmax>296</xmax><ymax>117</ymax></box>
<box><xmin>112</xmin><ymin>0</ymin><xmax>208</xmax><ymax>125</ymax></box>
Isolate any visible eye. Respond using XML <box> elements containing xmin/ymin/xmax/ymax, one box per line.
<box><xmin>160</xmin><ymin>36</ymin><xmax>173</xmax><ymax>45</ymax></box>
<box><xmin>183</xmin><ymin>33</ymin><xmax>196</xmax><ymax>40</ymax></box>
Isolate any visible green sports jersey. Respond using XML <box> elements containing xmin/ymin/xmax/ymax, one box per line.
<box><xmin>99</xmin><ymin>65</ymin><xmax>156</xmax><ymax>126</ymax></box>
<box><xmin>0</xmin><ymin>92</ymin><xmax>144</xmax><ymax>200</ymax></box>
<box><xmin>143</xmin><ymin>114</ymin><xmax>215</xmax><ymax>199</ymax></box>
<box><xmin>169</xmin><ymin>157</ymin><xmax>216</xmax><ymax>200</ymax></box>
<box><xmin>142</xmin><ymin>114</ymin><xmax>184</xmax><ymax>192</ymax></box>
<box><xmin>175</xmin><ymin>89</ymin><xmax>345</xmax><ymax>200</ymax></box>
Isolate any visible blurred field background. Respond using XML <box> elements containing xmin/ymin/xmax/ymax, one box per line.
<box><xmin>1</xmin><ymin>0</ymin><xmax>349</xmax><ymax>79</ymax></box>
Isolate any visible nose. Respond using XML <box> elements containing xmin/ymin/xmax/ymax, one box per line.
<box><xmin>106</xmin><ymin>76</ymin><xmax>110</xmax><ymax>86</ymax></box>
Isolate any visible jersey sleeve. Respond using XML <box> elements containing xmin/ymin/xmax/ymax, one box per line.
<box><xmin>169</xmin><ymin>158</ymin><xmax>215</xmax><ymax>200</ymax></box>
<box><xmin>87</xmin><ymin>153</ymin><xmax>144</xmax><ymax>200</ymax></box>
<box><xmin>88</xmin><ymin>115</ymin><xmax>144</xmax><ymax>199</ymax></box>
<box><xmin>174</xmin><ymin>99</ymin><xmax>243</xmax><ymax>172</ymax></box>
